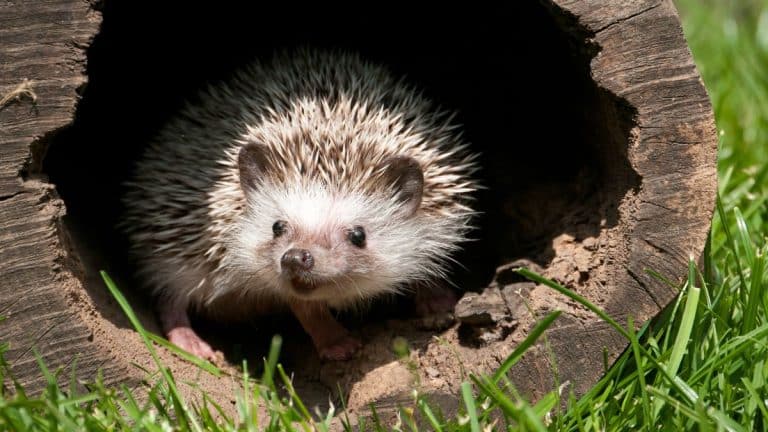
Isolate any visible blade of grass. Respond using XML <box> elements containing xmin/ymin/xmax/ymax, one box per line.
<box><xmin>517</xmin><ymin>267</ymin><xmax>695</xmax><ymax>404</ymax></box>
<box><xmin>417</xmin><ymin>397</ymin><xmax>443</xmax><ymax>432</ymax></box>
<box><xmin>491</xmin><ymin>310</ymin><xmax>561</xmax><ymax>383</ymax></box>
<box><xmin>261</xmin><ymin>334</ymin><xmax>282</xmax><ymax>390</ymax></box>
<box><xmin>625</xmin><ymin>315</ymin><xmax>653</xmax><ymax>428</ymax></box>
<box><xmin>716</xmin><ymin>197</ymin><xmax>749</xmax><ymax>302</ymax></box>
<box><xmin>277</xmin><ymin>363</ymin><xmax>312</xmax><ymax>423</ymax></box>
<box><xmin>653</xmin><ymin>259</ymin><xmax>701</xmax><ymax>417</ymax></box>
<box><xmin>741</xmin><ymin>246</ymin><xmax>765</xmax><ymax>334</ymax></box>
<box><xmin>460</xmin><ymin>381</ymin><xmax>480</xmax><ymax>432</ymax></box>
<box><xmin>100</xmin><ymin>270</ymin><xmax>202</xmax><ymax>432</ymax></box>
<box><xmin>146</xmin><ymin>333</ymin><xmax>221</xmax><ymax>376</ymax></box>
<box><xmin>733</xmin><ymin>207</ymin><xmax>755</xmax><ymax>268</ymax></box>
<box><xmin>516</xmin><ymin>268</ymin><xmax>630</xmax><ymax>340</ymax></box>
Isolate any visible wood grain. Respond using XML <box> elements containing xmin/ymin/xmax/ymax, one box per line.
<box><xmin>0</xmin><ymin>0</ymin><xmax>128</xmax><ymax>392</ymax></box>
<box><xmin>506</xmin><ymin>0</ymin><xmax>717</xmax><ymax>400</ymax></box>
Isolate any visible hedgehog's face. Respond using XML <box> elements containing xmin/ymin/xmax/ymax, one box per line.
<box><xmin>234</xmin><ymin>143</ymin><xmax>427</xmax><ymax>304</ymax></box>
<box><xmin>260</xmin><ymin>197</ymin><xmax>376</xmax><ymax>301</ymax></box>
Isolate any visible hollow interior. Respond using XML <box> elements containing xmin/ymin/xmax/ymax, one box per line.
<box><xmin>44</xmin><ymin>2</ymin><xmax>639</xmax><ymax>365</ymax></box>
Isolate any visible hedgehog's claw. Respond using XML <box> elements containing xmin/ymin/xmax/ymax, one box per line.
<box><xmin>158</xmin><ymin>298</ymin><xmax>218</xmax><ymax>361</ymax></box>
<box><xmin>167</xmin><ymin>326</ymin><xmax>217</xmax><ymax>361</ymax></box>
<box><xmin>289</xmin><ymin>300</ymin><xmax>361</xmax><ymax>361</ymax></box>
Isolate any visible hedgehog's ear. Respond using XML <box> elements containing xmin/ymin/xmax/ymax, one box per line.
<box><xmin>383</xmin><ymin>156</ymin><xmax>424</xmax><ymax>217</ymax></box>
<box><xmin>238</xmin><ymin>143</ymin><xmax>270</xmax><ymax>195</ymax></box>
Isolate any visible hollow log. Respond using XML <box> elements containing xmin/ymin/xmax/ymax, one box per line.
<box><xmin>0</xmin><ymin>0</ymin><xmax>717</xmax><ymax>422</ymax></box>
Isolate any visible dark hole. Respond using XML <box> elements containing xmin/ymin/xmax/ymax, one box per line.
<box><xmin>44</xmin><ymin>1</ymin><xmax>639</xmax><ymax>366</ymax></box>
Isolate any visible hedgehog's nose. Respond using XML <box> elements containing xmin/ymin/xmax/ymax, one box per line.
<box><xmin>281</xmin><ymin>248</ymin><xmax>314</xmax><ymax>273</ymax></box>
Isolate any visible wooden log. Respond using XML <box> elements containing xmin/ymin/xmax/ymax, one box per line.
<box><xmin>0</xmin><ymin>0</ymin><xmax>128</xmax><ymax>392</ymax></box>
<box><xmin>510</xmin><ymin>0</ymin><xmax>718</xmax><ymax>400</ymax></box>
<box><xmin>0</xmin><ymin>0</ymin><xmax>716</xmax><ymax>420</ymax></box>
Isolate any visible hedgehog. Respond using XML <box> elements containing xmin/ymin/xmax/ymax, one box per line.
<box><xmin>120</xmin><ymin>48</ymin><xmax>479</xmax><ymax>361</ymax></box>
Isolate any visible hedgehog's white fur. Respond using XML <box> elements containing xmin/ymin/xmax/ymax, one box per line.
<box><xmin>121</xmin><ymin>49</ymin><xmax>478</xmax><ymax>317</ymax></box>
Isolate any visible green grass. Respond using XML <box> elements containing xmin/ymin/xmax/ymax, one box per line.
<box><xmin>2</xmin><ymin>1</ymin><xmax>768</xmax><ymax>430</ymax></box>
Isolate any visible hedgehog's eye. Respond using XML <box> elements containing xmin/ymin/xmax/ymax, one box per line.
<box><xmin>347</xmin><ymin>226</ymin><xmax>366</xmax><ymax>248</ymax></box>
<box><xmin>272</xmin><ymin>220</ymin><xmax>288</xmax><ymax>237</ymax></box>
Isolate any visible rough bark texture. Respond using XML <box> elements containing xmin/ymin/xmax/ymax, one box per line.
<box><xmin>507</xmin><ymin>0</ymin><xmax>718</xmax><ymax>399</ymax></box>
<box><xmin>0</xmin><ymin>0</ymin><xmax>717</xmax><ymax>425</ymax></box>
<box><xmin>0</xmin><ymin>0</ymin><xmax>128</xmax><ymax>391</ymax></box>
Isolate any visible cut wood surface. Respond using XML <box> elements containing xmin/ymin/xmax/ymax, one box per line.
<box><xmin>505</xmin><ymin>0</ymin><xmax>718</xmax><ymax>399</ymax></box>
<box><xmin>0</xmin><ymin>0</ymin><xmax>717</xmax><ymax>424</ymax></box>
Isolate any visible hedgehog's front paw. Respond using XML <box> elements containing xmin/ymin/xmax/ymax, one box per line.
<box><xmin>167</xmin><ymin>326</ymin><xmax>217</xmax><ymax>361</ymax></box>
<box><xmin>318</xmin><ymin>335</ymin><xmax>362</xmax><ymax>361</ymax></box>
<box><xmin>289</xmin><ymin>301</ymin><xmax>362</xmax><ymax>361</ymax></box>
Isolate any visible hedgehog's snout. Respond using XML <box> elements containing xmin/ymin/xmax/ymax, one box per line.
<box><xmin>281</xmin><ymin>248</ymin><xmax>319</xmax><ymax>294</ymax></box>
<box><xmin>281</xmin><ymin>248</ymin><xmax>314</xmax><ymax>274</ymax></box>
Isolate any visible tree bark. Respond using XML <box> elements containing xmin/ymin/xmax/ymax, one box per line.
<box><xmin>508</xmin><ymin>0</ymin><xmax>717</xmax><ymax>400</ymax></box>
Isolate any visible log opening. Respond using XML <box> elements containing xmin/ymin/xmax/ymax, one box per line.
<box><xmin>39</xmin><ymin>0</ymin><xmax>644</xmax><ymax>408</ymax></box>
